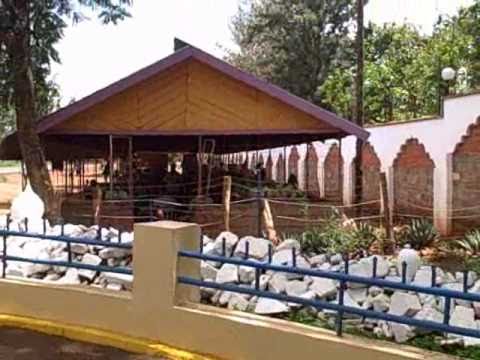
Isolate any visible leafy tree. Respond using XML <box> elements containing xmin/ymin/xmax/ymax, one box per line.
<box><xmin>226</xmin><ymin>0</ymin><xmax>359</xmax><ymax>106</ymax></box>
<box><xmin>0</xmin><ymin>1</ymin><xmax>131</xmax><ymax>220</ymax></box>
<box><xmin>228</xmin><ymin>0</ymin><xmax>480</xmax><ymax>124</ymax></box>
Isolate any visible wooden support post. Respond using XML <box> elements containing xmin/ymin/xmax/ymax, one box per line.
<box><xmin>197</xmin><ymin>136</ymin><xmax>203</xmax><ymax>197</ymax></box>
<box><xmin>109</xmin><ymin>135</ymin><xmax>114</xmax><ymax>194</ymax></box>
<box><xmin>379</xmin><ymin>172</ymin><xmax>392</xmax><ymax>253</ymax></box>
<box><xmin>263</xmin><ymin>199</ymin><xmax>278</xmax><ymax>245</ymax></box>
<box><xmin>93</xmin><ymin>185</ymin><xmax>103</xmax><ymax>226</ymax></box>
<box><xmin>223</xmin><ymin>176</ymin><xmax>232</xmax><ymax>231</ymax></box>
<box><xmin>128</xmin><ymin>137</ymin><xmax>133</xmax><ymax>198</ymax></box>
<box><xmin>338</xmin><ymin>139</ymin><xmax>343</xmax><ymax>204</ymax></box>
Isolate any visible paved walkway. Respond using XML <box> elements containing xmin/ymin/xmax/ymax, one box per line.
<box><xmin>0</xmin><ymin>327</ymin><xmax>164</xmax><ymax>360</ymax></box>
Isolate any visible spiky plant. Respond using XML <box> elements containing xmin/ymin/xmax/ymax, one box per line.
<box><xmin>405</xmin><ymin>219</ymin><xmax>438</xmax><ymax>250</ymax></box>
<box><xmin>455</xmin><ymin>229</ymin><xmax>480</xmax><ymax>255</ymax></box>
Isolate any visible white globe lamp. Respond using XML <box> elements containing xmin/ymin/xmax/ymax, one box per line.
<box><xmin>441</xmin><ymin>67</ymin><xmax>456</xmax><ymax>81</ymax></box>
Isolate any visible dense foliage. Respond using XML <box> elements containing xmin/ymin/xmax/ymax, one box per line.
<box><xmin>225</xmin><ymin>0</ymin><xmax>358</xmax><ymax>106</ymax></box>
<box><xmin>227</xmin><ymin>0</ymin><xmax>480</xmax><ymax>123</ymax></box>
<box><xmin>298</xmin><ymin>213</ymin><xmax>379</xmax><ymax>256</ymax></box>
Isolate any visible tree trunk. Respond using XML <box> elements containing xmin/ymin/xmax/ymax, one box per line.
<box><xmin>9</xmin><ymin>1</ymin><xmax>59</xmax><ymax>222</ymax></box>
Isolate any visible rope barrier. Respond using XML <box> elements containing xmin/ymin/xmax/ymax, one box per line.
<box><xmin>267</xmin><ymin>198</ymin><xmax>380</xmax><ymax>209</ymax></box>
<box><xmin>275</xmin><ymin>216</ymin><xmax>328</xmax><ymax>224</ymax></box>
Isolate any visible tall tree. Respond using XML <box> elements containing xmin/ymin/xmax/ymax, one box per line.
<box><xmin>226</xmin><ymin>0</ymin><xmax>358</xmax><ymax>107</ymax></box>
<box><xmin>0</xmin><ymin>1</ymin><xmax>131</xmax><ymax>220</ymax></box>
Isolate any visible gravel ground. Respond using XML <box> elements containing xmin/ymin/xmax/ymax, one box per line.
<box><xmin>0</xmin><ymin>327</ymin><xmax>165</xmax><ymax>360</ymax></box>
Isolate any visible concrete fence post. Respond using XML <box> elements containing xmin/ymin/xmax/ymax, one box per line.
<box><xmin>133</xmin><ymin>221</ymin><xmax>201</xmax><ymax>311</ymax></box>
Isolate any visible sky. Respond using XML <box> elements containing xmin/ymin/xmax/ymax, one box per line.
<box><xmin>51</xmin><ymin>0</ymin><xmax>475</xmax><ymax>105</ymax></box>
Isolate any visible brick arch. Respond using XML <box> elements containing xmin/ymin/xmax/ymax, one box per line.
<box><xmin>288</xmin><ymin>146</ymin><xmax>300</xmax><ymax>180</ymax></box>
<box><xmin>452</xmin><ymin>116</ymin><xmax>480</xmax><ymax>233</ymax></box>
<box><xmin>304</xmin><ymin>143</ymin><xmax>321</xmax><ymax>199</ymax></box>
<box><xmin>361</xmin><ymin>142</ymin><xmax>381</xmax><ymax>203</ymax></box>
<box><xmin>324</xmin><ymin>143</ymin><xmax>343</xmax><ymax>202</ymax></box>
<box><xmin>276</xmin><ymin>153</ymin><xmax>286</xmax><ymax>183</ymax></box>
<box><xmin>393</xmin><ymin>138</ymin><xmax>434</xmax><ymax>219</ymax></box>
<box><xmin>266</xmin><ymin>152</ymin><xmax>273</xmax><ymax>181</ymax></box>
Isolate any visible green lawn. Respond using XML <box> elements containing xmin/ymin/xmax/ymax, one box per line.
<box><xmin>0</xmin><ymin>161</ymin><xmax>19</xmax><ymax>168</ymax></box>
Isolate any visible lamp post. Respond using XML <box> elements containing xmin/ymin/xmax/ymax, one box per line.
<box><xmin>441</xmin><ymin>67</ymin><xmax>456</xmax><ymax>96</ymax></box>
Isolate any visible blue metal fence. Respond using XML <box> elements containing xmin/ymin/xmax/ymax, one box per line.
<box><xmin>0</xmin><ymin>216</ymin><xmax>133</xmax><ymax>278</ymax></box>
<box><xmin>178</xmin><ymin>239</ymin><xmax>480</xmax><ymax>340</ymax></box>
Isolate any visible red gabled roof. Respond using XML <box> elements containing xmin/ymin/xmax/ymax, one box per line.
<box><xmin>37</xmin><ymin>44</ymin><xmax>368</xmax><ymax>140</ymax></box>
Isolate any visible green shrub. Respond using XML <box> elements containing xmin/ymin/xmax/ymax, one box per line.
<box><xmin>404</xmin><ymin>219</ymin><xmax>438</xmax><ymax>250</ymax></box>
<box><xmin>455</xmin><ymin>229</ymin><xmax>480</xmax><ymax>255</ymax></box>
<box><xmin>299</xmin><ymin>214</ymin><xmax>378</xmax><ymax>256</ymax></box>
<box><xmin>351</xmin><ymin>222</ymin><xmax>379</xmax><ymax>250</ymax></box>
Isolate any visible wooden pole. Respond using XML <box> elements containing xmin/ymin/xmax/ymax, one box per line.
<box><xmin>338</xmin><ymin>139</ymin><xmax>343</xmax><ymax>203</ymax></box>
<box><xmin>354</xmin><ymin>0</ymin><xmax>365</xmax><ymax>213</ymax></box>
<box><xmin>223</xmin><ymin>176</ymin><xmax>232</xmax><ymax>231</ymax></box>
<box><xmin>379</xmin><ymin>172</ymin><xmax>392</xmax><ymax>253</ymax></box>
<box><xmin>263</xmin><ymin>199</ymin><xmax>278</xmax><ymax>245</ymax></box>
<box><xmin>197</xmin><ymin>136</ymin><xmax>203</xmax><ymax>197</ymax></box>
<box><xmin>128</xmin><ymin>137</ymin><xmax>133</xmax><ymax>198</ymax></box>
<box><xmin>109</xmin><ymin>135</ymin><xmax>114</xmax><ymax>194</ymax></box>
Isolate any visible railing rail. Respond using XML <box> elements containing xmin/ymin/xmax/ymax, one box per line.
<box><xmin>0</xmin><ymin>219</ymin><xmax>133</xmax><ymax>278</ymax></box>
<box><xmin>178</xmin><ymin>247</ymin><xmax>480</xmax><ymax>339</ymax></box>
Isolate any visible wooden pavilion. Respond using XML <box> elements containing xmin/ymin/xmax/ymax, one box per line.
<box><xmin>0</xmin><ymin>39</ymin><xmax>368</xmax><ymax>230</ymax></box>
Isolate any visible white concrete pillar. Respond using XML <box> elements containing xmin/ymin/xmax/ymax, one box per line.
<box><xmin>433</xmin><ymin>154</ymin><xmax>452</xmax><ymax>235</ymax></box>
<box><xmin>343</xmin><ymin>161</ymin><xmax>354</xmax><ymax>205</ymax></box>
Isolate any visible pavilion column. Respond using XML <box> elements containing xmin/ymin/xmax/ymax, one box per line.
<box><xmin>109</xmin><ymin>135</ymin><xmax>114</xmax><ymax>193</ymax></box>
<box><xmin>197</xmin><ymin>136</ymin><xmax>203</xmax><ymax>197</ymax></box>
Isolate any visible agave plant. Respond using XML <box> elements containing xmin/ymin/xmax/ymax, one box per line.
<box><xmin>405</xmin><ymin>218</ymin><xmax>438</xmax><ymax>250</ymax></box>
<box><xmin>455</xmin><ymin>229</ymin><xmax>480</xmax><ymax>255</ymax></box>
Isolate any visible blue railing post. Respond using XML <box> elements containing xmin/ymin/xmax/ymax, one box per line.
<box><xmin>245</xmin><ymin>241</ymin><xmax>250</xmax><ymax>260</ymax></box>
<box><xmin>431</xmin><ymin>265</ymin><xmax>437</xmax><ymax>287</ymax></box>
<box><xmin>2</xmin><ymin>231</ymin><xmax>6</xmax><ymax>278</ymax></box>
<box><xmin>268</xmin><ymin>244</ymin><xmax>273</xmax><ymax>263</ymax></box>
<box><xmin>444</xmin><ymin>297</ymin><xmax>451</xmax><ymax>325</ymax></box>
<box><xmin>292</xmin><ymin>248</ymin><xmax>297</xmax><ymax>267</ymax></box>
<box><xmin>199</xmin><ymin>233</ymin><xmax>204</xmax><ymax>253</ymax></box>
<box><xmin>42</xmin><ymin>217</ymin><xmax>47</xmax><ymax>235</ymax></box>
<box><xmin>401</xmin><ymin>261</ymin><xmax>407</xmax><ymax>283</ymax></box>
<box><xmin>336</xmin><ymin>280</ymin><xmax>346</xmax><ymax>336</ymax></box>
<box><xmin>24</xmin><ymin>217</ymin><xmax>28</xmax><ymax>233</ymax></box>
<box><xmin>372</xmin><ymin>256</ymin><xmax>378</xmax><ymax>278</ymax></box>
<box><xmin>463</xmin><ymin>271</ymin><xmax>469</xmax><ymax>293</ymax></box>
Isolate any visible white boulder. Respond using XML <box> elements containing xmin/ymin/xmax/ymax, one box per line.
<box><xmin>389</xmin><ymin>292</ymin><xmax>422</xmax><ymax>316</ymax></box>
<box><xmin>397</xmin><ymin>246</ymin><xmax>421</xmax><ymax>283</ymax></box>
<box><xmin>234</xmin><ymin>237</ymin><xmax>270</xmax><ymax>260</ymax></box>
<box><xmin>254</xmin><ymin>298</ymin><xmax>289</xmax><ymax>314</ymax></box>
<box><xmin>309</xmin><ymin>278</ymin><xmax>337</xmax><ymax>299</ymax></box>
<box><xmin>216</xmin><ymin>264</ymin><xmax>238</xmax><ymax>284</ymax></box>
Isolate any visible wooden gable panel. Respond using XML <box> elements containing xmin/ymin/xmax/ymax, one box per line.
<box><xmin>52</xmin><ymin>59</ymin><xmax>334</xmax><ymax>134</ymax></box>
<box><xmin>185</xmin><ymin>60</ymin><xmax>334</xmax><ymax>131</ymax></box>
<box><xmin>55</xmin><ymin>62</ymin><xmax>188</xmax><ymax>132</ymax></box>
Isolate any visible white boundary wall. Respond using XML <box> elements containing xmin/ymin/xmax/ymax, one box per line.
<box><xmin>254</xmin><ymin>93</ymin><xmax>480</xmax><ymax>235</ymax></box>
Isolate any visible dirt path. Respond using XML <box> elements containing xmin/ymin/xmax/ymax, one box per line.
<box><xmin>0</xmin><ymin>327</ymin><xmax>165</xmax><ymax>360</ymax></box>
<box><xmin>0</xmin><ymin>172</ymin><xmax>21</xmax><ymax>215</ymax></box>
